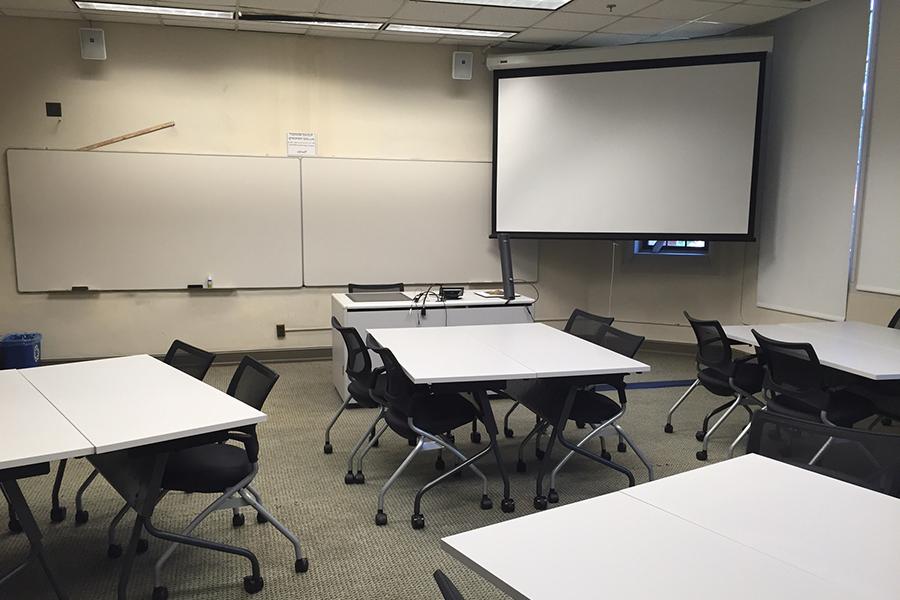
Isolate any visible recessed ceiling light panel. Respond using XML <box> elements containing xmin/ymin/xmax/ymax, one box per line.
<box><xmin>74</xmin><ymin>2</ymin><xmax>233</xmax><ymax>19</ymax></box>
<box><xmin>386</xmin><ymin>24</ymin><xmax>516</xmax><ymax>38</ymax></box>
<box><xmin>416</xmin><ymin>0</ymin><xmax>572</xmax><ymax>9</ymax></box>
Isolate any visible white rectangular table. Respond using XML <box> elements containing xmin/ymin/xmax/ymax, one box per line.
<box><xmin>443</xmin><ymin>454</ymin><xmax>894</xmax><ymax>599</ymax></box>
<box><xmin>724</xmin><ymin>321</ymin><xmax>900</xmax><ymax>380</ymax></box>
<box><xmin>3</xmin><ymin>355</ymin><xmax>267</xmax><ymax>599</ymax></box>
<box><xmin>332</xmin><ymin>291</ymin><xmax>535</xmax><ymax>401</ymax></box>
<box><xmin>367</xmin><ymin>323</ymin><xmax>649</xmax><ymax>512</ymax></box>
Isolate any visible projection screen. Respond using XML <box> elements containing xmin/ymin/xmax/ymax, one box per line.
<box><xmin>493</xmin><ymin>53</ymin><xmax>766</xmax><ymax>239</ymax></box>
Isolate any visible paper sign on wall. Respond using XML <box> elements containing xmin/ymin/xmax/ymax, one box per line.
<box><xmin>287</xmin><ymin>132</ymin><xmax>317</xmax><ymax>157</ymax></box>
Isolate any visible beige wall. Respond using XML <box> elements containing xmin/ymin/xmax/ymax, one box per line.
<box><xmin>0</xmin><ymin>10</ymin><xmax>896</xmax><ymax>360</ymax></box>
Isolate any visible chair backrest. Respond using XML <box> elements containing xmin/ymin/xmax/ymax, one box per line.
<box><xmin>747</xmin><ymin>409</ymin><xmax>900</xmax><ymax>499</ymax></box>
<box><xmin>347</xmin><ymin>282</ymin><xmax>404</xmax><ymax>293</ymax></box>
<box><xmin>365</xmin><ymin>334</ymin><xmax>417</xmax><ymax>416</ymax></box>
<box><xmin>226</xmin><ymin>356</ymin><xmax>279</xmax><ymax>412</ymax></box>
<box><xmin>433</xmin><ymin>570</ymin><xmax>465</xmax><ymax>600</ymax></box>
<box><xmin>684</xmin><ymin>311</ymin><xmax>733</xmax><ymax>371</ymax></box>
<box><xmin>331</xmin><ymin>317</ymin><xmax>372</xmax><ymax>382</ymax></box>
<box><xmin>564</xmin><ymin>309</ymin><xmax>614</xmax><ymax>344</ymax></box>
<box><xmin>163</xmin><ymin>340</ymin><xmax>216</xmax><ymax>380</ymax></box>
<box><xmin>889</xmin><ymin>308</ymin><xmax>900</xmax><ymax>329</ymax></box>
<box><xmin>752</xmin><ymin>330</ymin><xmax>828</xmax><ymax>412</ymax></box>
<box><xmin>595</xmin><ymin>324</ymin><xmax>645</xmax><ymax>359</ymax></box>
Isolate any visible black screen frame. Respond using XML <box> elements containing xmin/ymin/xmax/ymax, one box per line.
<box><xmin>491</xmin><ymin>51</ymin><xmax>768</xmax><ymax>241</ymax></box>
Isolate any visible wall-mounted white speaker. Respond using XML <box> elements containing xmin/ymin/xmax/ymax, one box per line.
<box><xmin>80</xmin><ymin>28</ymin><xmax>107</xmax><ymax>60</ymax></box>
<box><xmin>452</xmin><ymin>51</ymin><xmax>474</xmax><ymax>81</ymax></box>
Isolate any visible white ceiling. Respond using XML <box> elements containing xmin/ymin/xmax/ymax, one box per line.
<box><xmin>0</xmin><ymin>0</ymin><xmax>829</xmax><ymax>49</ymax></box>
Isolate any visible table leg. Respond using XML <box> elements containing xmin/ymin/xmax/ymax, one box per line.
<box><xmin>534</xmin><ymin>386</ymin><xmax>576</xmax><ymax>510</ymax></box>
<box><xmin>0</xmin><ymin>479</ymin><xmax>69</xmax><ymax>600</ymax></box>
<box><xmin>473</xmin><ymin>389</ymin><xmax>515</xmax><ymax>513</ymax></box>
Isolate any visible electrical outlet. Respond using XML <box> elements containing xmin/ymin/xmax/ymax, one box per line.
<box><xmin>276</xmin><ymin>324</ymin><xmax>286</xmax><ymax>339</ymax></box>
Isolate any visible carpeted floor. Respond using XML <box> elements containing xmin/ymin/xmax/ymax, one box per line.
<box><xmin>1</xmin><ymin>351</ymin><xmax>759</xmax><ymax>600</ymax></box>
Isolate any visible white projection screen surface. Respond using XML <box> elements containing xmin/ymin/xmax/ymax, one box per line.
<box><xmin>493</xmin><ymin>55</ymin><xmax>765</xmax><ymax>239</ymax></box>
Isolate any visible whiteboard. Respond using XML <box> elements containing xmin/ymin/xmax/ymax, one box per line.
<box><xmin>7</xmin><ymin>149</ymin><xmax>303</xmax><ymax>291</ymax></box>
<box><xmin>301</xmin><ymin>157</ymin><xmax>538</xmax><ymax>286</ymax></box>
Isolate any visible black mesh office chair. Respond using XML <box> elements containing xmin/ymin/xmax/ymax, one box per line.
<box><xmin>664</xmin><ymin>312</ymin><xmax>764</xmax><ymax>461</ymax></box>
<box><xmin>746</xmin><ymin>409</ymin><xmax>900</xmax><ymax>498</ymax></box>
<box><xmin>752</xmin><ymin>330</ymin><xmax>874</xmax><ymax>429</ymax></box>
<box><xmin>510</xmin><ymin>323</ymin><xmax>650</xmax><ymax>508</ymax></box>
<box><xmin>327</xmin><ymin>318</ymin><xmax>384</xmax><ymax>481</ymax></box>
<box><xmin>434</xmin><ymin>570</ymin><xmax>466</xmax><ymax>600</ymax></box>
<box><xmin>107</xmin><ymin>357</ymin><xmax>307</xmax><ymax>600</ymax></box>
<box><xmin>347</xmin><ymin>283</ymin><xmax>404</xmax><ymax>293</ymax></box>
<box><xmin>366</xmin><ymin>335</ymin><xmax>492</xmax><ymax>529</ymax></box>
<box><xmin>50</xmin><ymin>340</ymin><xmax>216</xmax><ymax>528</ymax></box>
<box><xmin>502</xmin><ymin>309</ymin><xmax>613</xmax><ymax>438</ymax></box>
<box><xmin>857</xmin><ymin>309</ymin><xmax>900</xmax><ymax>428</ymax></box>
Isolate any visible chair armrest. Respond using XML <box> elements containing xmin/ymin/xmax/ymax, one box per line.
<box><xmin>226</xmin><ymin>431</ymin><xmax>259</xmax><ymax>463</ymax></box>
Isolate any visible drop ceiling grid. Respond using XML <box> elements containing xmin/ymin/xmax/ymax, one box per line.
<box><xmin>0</xmin><ymin>0</ymin><xmax>825</xmax><ymax>48</ymax></box>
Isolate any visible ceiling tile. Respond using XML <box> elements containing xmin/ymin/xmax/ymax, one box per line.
<box><xmin>79</xmin><ymin>11</ymin><xmax>163</xmax><ymax>24</ymax></box>
<box><xmin>708</xmin><ymin>3</ymin><xmax>796</xmax><ymax>25</ymax></box>
<box><xmin>392</xmin><ymin>1</ymin><xmax>479</xmax><ymax>24</ymax></box>
<box><xmin>535</xmin><ymin>10</ymin><xmax>618</xmax><ymax>31</ymax></box>
<box><xmin>602</xmin><ymin>15</ymin><xmax>682</xmax><ymax>34</ymax></box>
<box><xmin>635</xmin><ymin>0</ymin><xmax>731</xmax><ymax>21</ymax></box>
<box><xmin>317</xmin><ymin>0</ymin><xmax>404</xmax><ymax>19</ymax></box>
<box><xmin>562</xmin><ymin>0</ymin><xmax>658</xmax><ymax>16</ymax></box>
<box><xmin>1</xmin><ymin>8</ymin><xmax>82</xmax><ymax>19</ymax></box>
<box><xmin>743</xmin><ymin>0</ymin><xmax>828</xmax><ymax>8</ymax></box>
<box><xmin>511</xmin><ymin>27</ymin><xmax>586</xmax><ymax>44</ymax></box>
<box><xmin>466</xmin><ymin>7</ymin><xmax>548</xmax><ymax>27</ymax></box>
<box><xmin>648</xmin><ymin>18</ymin><xmax>742</xmax><ymax>40</ymax></box>
<box><xmin>0</xmin><ymin>0</ymin><xmax>76</xmax><ymax>9</ymax></box>
<box><xmin>165</xmin><ymin>0</ymin><xmax>235</xmax><ymax>7</ymax></box>
<box><xmin>569</xmin><ymin>30</ymin><xmax>647</xmax><ymax>46</ymax></box>
<box><xmin>494</xmin><ymin>40</ymin><xmax>552</xmax><ymax>51</ymax></box>
<box><xmin>240</xmin><ymin>0</ymin><xmax>322</xmax><ymax>13</ymax></box>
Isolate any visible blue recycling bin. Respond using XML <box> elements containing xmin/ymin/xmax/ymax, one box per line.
<box><xmin>1</xmin><ymin>333</ymin><xmax>42</xmax><ymax>369</ymax></box>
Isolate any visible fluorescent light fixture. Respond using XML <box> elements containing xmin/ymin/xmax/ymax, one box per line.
<box><xmin>276</xmin><ymin>20</ymin><xmax>383</xmax><ymax>30</ymax></box>
<box><xmin>415</xmin><ymin>0</ymin><xmax>571</xmax><ymax>9</ymax></box>
<box><xmin>74</xmin><ymin>2</ymin><xmax>233</xmax><ymax>19</ymax></box>
<box><xmin>385</xmin><ymin>24</ymin><xmax>516</xmax><ymax>38</ymax></box>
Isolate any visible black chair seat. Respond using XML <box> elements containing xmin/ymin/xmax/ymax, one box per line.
<box><xmin>768</xmin><ymin>391</ymin><xmax>874</xmax><ymax>428</ymax></box>
<box><xmin>698</xmin><ymin>363</ymin><xmax>763</xmax><ymax>397</ymax></box>
<box><xmin>348</xmin><ymin>374</ymin><xmax>380</xmax><ymax>408</ymax></box>
<box><xmin>162</xmin><ymin>443</ymin><xmax>253</xmax><ymax>493</ymax></box>
<box><xmin>384</xmin><ymin>393</ymin><xmax>478</xmax><ymax>441</ymax></box>
<box><xmin>519</xmin><ymin>387</ymin><xmax>622</xmax><ymax>425</ymax></box>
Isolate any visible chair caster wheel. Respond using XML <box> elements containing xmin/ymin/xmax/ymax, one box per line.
<box><xmin>408</xmin><ymin>439</ymin><xmax>416</xmax><ymax>446</ymax></box>
<box><xmin>435</xmin><ymin>457</ymin><xmax>445</xmax><ymax>471</ymax></box>
<box><xmin>600</xmin><ymin>450</ymin><xmax>611</xmax><ymax>461</ymax></box>
<box><xmin>664</xmin><ymin>423</ymin><xmax>674</xmax><ymax>434</ymax></box>
<box><xmin>353</xmin><ymin>471</ymin><xmax>365</xmax><ymax>484</ymax></box>
<box><xmin>696</xmin><ymin>450</ymin><xmax>708</xmax><ymax>461</ymax></box>
<box><xmin>501</xmin><ymin>498</ymin><xmax>515</xmax><ymax>513</ymax></box>
<box><xmin>8</xmin><ymin>519</ymin><xmax>22</xmax><ymax>534</ymax></box>
<box><xmin>372</xmin><ymin>438</ymin><xmax>379</xmax><ymax>448</ymax></box>
<box><xmin>547</xmin><ymin>489</ymin><xmax>559</xmax><ymax>504</ymax></box>
<box><xmin>152</xmin><ymin>586</ymin><xmax>168</xmax><ymax>600</ymax></box>
<box><xmin>695</xmin><ymin>431</ymin><xmax>706</xmax><ymax>442</ymax></box>
<box><xmin>295</xmin><ymin>558</ymin><xmax>309</xmax><ymax>573</ymax></box>
<box><xmin>411</xmin><ymin>513</ymin><xmax>425</xmax><ymax>530</ymax></box>
<box><xmin>535</xmin><ymin>449</ymin><xmax>545</xmax><ymax>460</ymax></box>
<box><xmin>882</xmin><ymin>417</ymin><xmax>892</xmax><ymax>427</ymax></box>
<box><xmin>344</xmin><ymin>472</ymin><xmax>355</xmax><ymax>485</ymax></box>
<box><xmin>232</xmin><ymin>513</ymin><xmax>246</xmax><ymax>527</ymax></box>
<box><xmin>137</xmin><ymin>538</ymin><xmax>149</xmax><ymax>554</ymax></box>
<box><xmin>50</xmin><ymin>506</ymin><xmax>66</xmax><ymax>523</ymax></box>
<box><xmin>243</xmin><ymin>575</ymin><xmax>264</xmax><ymax>594</ymax></box>
<box><xmin>504</xmin><ymin>428</ymin><xmax>514</xmax><ymax>438</ymax></box>
<box><xmin>323</xmin><ymin>442</ymin><xmax>333</xmax><ymax>455</ymax></box>
<box><xmin>576</xmin><ymin>422</ymin><xmax>586</xmax><ymax>429</ymax></box>
<box><xmin>447</xmin><ymin>434</ymin><xmax>455</xmax><ymax>445</ymax></box>
<box><xmin>533</xmin><ymin>496</ymin><xmax>548</xmax><ymax>511</ymax></box>
<box><xmin>617</xmin><ymin>442</ymin><xmax>627</xmax><ymax>453</ymax></box>
<box><xmin>107</xmin><ymin>544</ymin><xmax>122</xmax><ymax>559</ymax></box>
<box><xmin>480</xmin><ymin>495</ymin><xmax>493</xmax><ymax>510</ymax></box>
<box><xmin>256</xmin><ymin>512</ymin><xmax>268</xmax><ymax>524</ymax></box>
<box><xmin>516</xmin><ymin>460</ymin><xmax>527</xmax><ymax>473</ymax></box>
<box><xmin>471</xmin><ymin>431</ymin><xmax>482</xmax><ymax>444</ymax></box>
<box><xmin>74</xmin><ymin>510</ymin><xmax>89</xmax><ymax>525</ymax></box>
<box><xmin>375</xmin><ymin>510</ymin><xmax>387</xmax><ymax>526</ymax></box>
